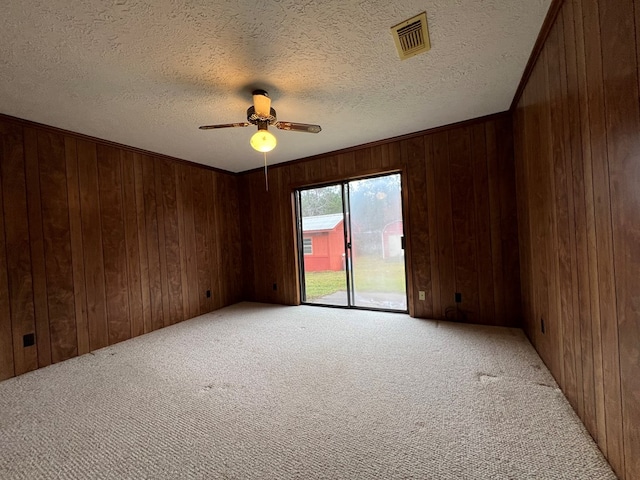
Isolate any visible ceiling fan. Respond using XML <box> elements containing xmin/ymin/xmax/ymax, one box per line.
<box><xmin>199</xmin><ymin>89</ymin><xmax>322</xmax><ymax>153</ymax></box>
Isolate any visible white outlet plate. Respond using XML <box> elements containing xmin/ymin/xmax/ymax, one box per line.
<box><xmin>418</xmin><ymin>291</ymin><xmax>426</xmax><ymax>301</ymax></box>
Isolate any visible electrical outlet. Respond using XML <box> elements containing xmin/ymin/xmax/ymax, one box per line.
<box><xmin>23</xmin><ymin>333</ymin><xmax>35</xmax><ymax>347</ymax></box>
<box><xmin>455</xmin><ymin>292</ymin><xmax>462</xmax><ymax>303</ymax></box>
<box><xmin>418</xmin><ymin>291</ymin><xmax>426</xmax><ymax>301</ymax></box>
<box><xmin>273</xmin><ymin>283</ymin><xmax>277</xmax><ymax>291</ymax></box>
<box><xmin>541</xmin><ymin>317</ymin><xmax>545</xmax><ymax>334</ymax></box>
<box><xmin>206</xmin><ymin>290</ymin><xmax>211</xmax><ymax>298</ymax></box>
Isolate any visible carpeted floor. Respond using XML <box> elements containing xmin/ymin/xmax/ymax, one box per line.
<box><xmin>0</xmin><ymin>302</ymin><xmax>615</xmax><ymax>479</ymax></box>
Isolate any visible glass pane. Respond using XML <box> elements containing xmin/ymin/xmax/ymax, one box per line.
<box><xmin>348</xmin><ymin>174</ymin><xmax>407</xmax><ymax>311</ymax></box>
<box><xmin>300</xmin><ymin>185</ymin><xmax>348</xmax><ymax>306</ymax></box>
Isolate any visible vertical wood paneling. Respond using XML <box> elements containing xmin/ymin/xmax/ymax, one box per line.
<box><xmin>272</xmin><ymin>170</ymin><xmax>287</xmax><ymax>304</ymax></box>
<box><xmin>133</xmin><ymin>153</ymin><xmax>152</xmax><ymax>334</ymax></box>
<box><xmin>597</xmin><ymin>0</ymin><xmax>634</xmax><ymax>474</ymax></box>
<box><xmin>246</xmin><ymin>170</ymin><xmax>271</xmax><ymax>303</ymax></box>
<box><xmin>121</xmin><ymin>151</ymin><xmax>144</xmax><ymax>339</ymax></box>
<box><xmin>557</xmin><ymin>9</ymin><xmax>580</xmax><ymax>390</ymax></box>
<box><xmin>513</xmin><ymin>0</ymin><xmax>639</xmax><ymax>476</ymax></box>
<box><xmin>369</xmin><ymin>146</ymin><xmax>383</xmax><ymax>172</ymax></box>
<box><xmin>404</xmin><ymin>137</ymin><xmax>431</xmax><ymax>318</ymax></box>
<box><xmin>153</xmin><ymin>158</ymin><xmax>171</xmax><ymax>328</ymax></box>
<box><xmin>178</xmin><ymin>165</ymin><xmax>200</xmax><ymax>318</ymax></box>
<box><xmin>219</xmin><ymin>172</ymin><xmax>234</xmax><ymax>302</ymax></box>
<box><xmin>495</xmin><ymin>118</ymin><xmax>521</xmax><ymax>327</ymax></box>
<box><xmin>141</xmin><ymin>154</ymin><xmax>164</xmax><ymax>332</ymax></box>
<box><xmin>449</xmin><ymin>128</ymin><xmax>480</xmax><ymax>322</ymax></box>
<box><xmin>221</xmin><ymin>171</ymin><xmax>237</xmax><ymax>305</ymax></box>
<box><xmin>207</xmin><ymin>172</ymin><xmax>225</xmax><ymax>310</ymax></box>
<box><xmin>471</xmin><ymin>124</ymin><xmax>495</xmax><ymax>322</ymax></box>
<box><xmin>338</xmin><ymin>152</ymin><xmax>356</xmax><ymax>178</ymax></box>
<box><xmin>0</xmin><ymin>116</ymin><xmax>243</xmax><ymax>383</ymax></box>
<box><xmin>97</xmin><ymin>145</ymin><xmax>131</xmax><ymax>345</ymax></box>
<box><xmin>562</xmin><ymin>0</ymin><xmax>586</xmax><ymax>423</ymax></box>
<box><xmin>23</xmin><ymin>127</ymin><xmax>52</xmax><ymax>367</ymax></box>
<box><xmin>237</xmin><ymin>174</ymin><xmax>253</xmax><ymax>301</ymax></box>
<box><xmin>240</xmin><ymin>114</ymin><xmax>520</xmax><ymax>327</ymax></box>
<box><xmin>514</xmin><ymin>92</ymin><xmax>534</xmax><ymax>341</ymax></box>
<box><xmin>183</xmin><ymin>166</ymin><xmax>200</xmax><ymax>317</ymax></box>
<box><xmin>176</xmin><ymin>162</ymin><xmax>191</xmax><ymax>319</ymax></box>
<box><xmin>65</xmin><ymin>137</ymin><xmax>90</xmax><ymax>356</ymax></box>
<box><xmin>38</xmin><ymin>131</ymin><xmax>77</xmax><ymax>362</ymax></box>
<box><xmin>159</xmin><ymin>159</ymin><xmax>184</xmax><ymax>325</ymax></box>
<box><xmin>572</xmin><ymin>0</ymin><xmax>598</xmax><ymax>439</ymax></box>
<box><xmin>77</xmin><ymin>140</ymin><xmax>109</xmax><ymax>351</ymax></box>
<box><xmin>280</xmin><ymin>167</ymin><xmax>298</xmax><ymax>305</ymax></box>
<box><xmin>537</xmin><ymin>48</ymin><xmax>559</xmax><ymax>373</ymax></box>
<box><xmin>582</xmin><ymin>0</ymin><xmax>612</xmax><ymax>452</ymax></box>
<box><xmin>485</xmin><ymin>121</ymin><xmax>507</xmax><ymax>326</ymax></box>
<box><xmin>534</xmin><ymin>32</ymin><xmax>561</xmax><ymax>382</ymax></box>
<box><xmin>554</xmin><ymin>7</ymin><xmax>582</xmax><ymax>413</ymax></box>
<box><xmin>0</xmin><ymin>151</ymin><xmax>14</xmax><ymax>380</ymax></box>
<box><xmin>1</xmin><ymin>122</ymin><xmax>38</xmax><ymax>375</ymax></box>
<box><xmin>620</xmin><ymin>2</ymin><xmax>640</xmax><ymax>477</ymax></box>
<box><xmin>271</xmin><ymin>170</ymin><xmax>285</xmax><ymax>303</ymax></box>
<box><xmin>433</xmin><ymin>132</ymin><xmax>456</xmax><ymax>317</ymax></box>
<box><xmin>424</xmin><ymin>137</ymin><xmax>442</xmax><ymax>319</ymax></box>
<box><xmin>192</xmin><ymin>168</ymin><xmax>213</xmax><ymax>314</ymax></box>
<box><xmin>354</xmin><ymin>149</ymin><xmax>371</xmax><ymax>174</ymax></box>
<box><xmin>325</xmin><ymin>155</ymin><xmax>340</xmax><ymax>179</ymax></box>
<box><xmin>525</xmin><ymin>60</ymin><xmax>543</xmax><ymax>350</ymax></box>
<box><xmin>222</xmin><ymin>174</ymin><xmax>243</xmax><ymax>305</ymax></box>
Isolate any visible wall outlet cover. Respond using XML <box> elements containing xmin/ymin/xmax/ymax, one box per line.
<box><xmin>23</xmin><ymin>333</ymin><xmax>35</xmax><ymax>347</ymax></box>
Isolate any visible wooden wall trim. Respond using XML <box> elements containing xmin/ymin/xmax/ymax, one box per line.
<box><xmin>0</xmin><ymin>113</ymin><xmax>235</xmax><ymax>177</ymax></box>
<box><xmin>510</xmin><ymin>0</ymin><xmax>566</xmax><ymax>111</ymax></box>
<box><xmin>239</xmin><ymin>112</ymin><xmax>511</xmax><ymax>175</ymax></box>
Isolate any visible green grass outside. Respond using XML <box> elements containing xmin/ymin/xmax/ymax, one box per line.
<box><xmin>304</xmin><ymin>255</ymin><xmax>406</xmax><ymax>300</ymax></box>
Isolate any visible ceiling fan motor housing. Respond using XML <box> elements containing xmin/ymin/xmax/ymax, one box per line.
<box><xmin>247</xmin><ymin>106</ymin><xmax>277</xmax><ymax>126</ymax></box>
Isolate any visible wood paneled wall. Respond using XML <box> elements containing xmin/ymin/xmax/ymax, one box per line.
<box><xmin>0</xmin><ymin>117</ymin><xmax>243</xmax><ymax>380</ymax></box>
<box><xmin>513</xmin><ymin>0</ymin><xmax>640</xmax><ymax>478</ymax></box>
<box><xmin>239</xmin><ymin>114</ymin><xmax>521</xmax><ymax>326</ymax></box>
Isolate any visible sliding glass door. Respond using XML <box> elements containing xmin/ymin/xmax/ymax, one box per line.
<box><xmin>296</xmin><ymin>173</ymin><xmax>407</xmax><ymax>312</ymax></box>
<box><xmin>348</xmin><ymin>174</ymin><xmax>406</xmax><ymax>310</ymax></box>
<box><xmin>297</xmin><ymin>184</ymin><xmax>349</xmax><ymax>306</ymax></box>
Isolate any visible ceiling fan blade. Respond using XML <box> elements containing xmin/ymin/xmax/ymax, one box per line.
<box><xmin>276</xmin><ymin>122</ymin><xmax>322</xmax><ymax>133</ymax></box>
<box><xmin>252</xmin><ymin>90</ymin><xmax>271</xmax><ymax>118</ymax></box>
<box><xmin>199</xmin><ymin>123</ymin><xmax>250</xmax><ymax>130</ymax></box>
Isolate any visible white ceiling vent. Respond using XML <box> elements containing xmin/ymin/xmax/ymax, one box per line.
<box><xmin>391</xmin><ymin>12</ymin><xmax>431</xmax><ymax>60</ymax></box>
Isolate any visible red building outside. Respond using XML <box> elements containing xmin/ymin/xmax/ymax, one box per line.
<box><xmin>382</xmin><ymin>220</ymin><xmax>404</xmax><ymax>260</ymax></box>
<box><xmin>302</xmin><ymin>213</ymin><xmax>346</xmax><ymax>272</ymax></box>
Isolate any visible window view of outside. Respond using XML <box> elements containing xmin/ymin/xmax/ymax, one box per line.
<box><xmin>349</xmin><ymin>174</ymin><xmax>406</xmax><ymax>310</ymax></box>
<box><xmin>299</xmin><ymin>174</ymin><xmax>406</xmax><ymax>311</ymax></box>
<box><xmin>300</xmin><ymin>185</ymin><xmax>348</xmax><ymax>306</ymax></box>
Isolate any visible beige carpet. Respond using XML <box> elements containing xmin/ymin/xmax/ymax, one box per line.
<box><xmin>0</xmin><ymin>302</ymin><xmax>615</xmax><ymax>479</ymax></box>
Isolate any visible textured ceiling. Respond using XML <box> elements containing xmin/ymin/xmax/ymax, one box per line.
<box><xmin>0</xmin><ymin>0</ymin><xmax>550</xmax><ymax>173</ymax></box>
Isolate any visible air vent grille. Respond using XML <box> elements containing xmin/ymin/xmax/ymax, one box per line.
<box><xmin>391</xmin><ymin>12</ymin><xmax>431</xmax><ymax>60</ymax></box>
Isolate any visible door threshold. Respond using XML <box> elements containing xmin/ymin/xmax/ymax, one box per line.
<box><xmin>300</xmin><ymin>302</ymin><xmax>408</xmax><ymax>315</ymax></box>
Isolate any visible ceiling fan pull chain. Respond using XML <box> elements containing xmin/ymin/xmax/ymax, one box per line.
<box><xmin>264</xmin><ymin>152</ymin><xmax>269</xmax><ymax>191</ymax></box>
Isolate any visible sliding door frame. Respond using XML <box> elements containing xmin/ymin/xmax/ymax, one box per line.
<box><xmin>294</xmin><ymin>171</ymin><xmax>409</xmax><ymax>313</ymax></box>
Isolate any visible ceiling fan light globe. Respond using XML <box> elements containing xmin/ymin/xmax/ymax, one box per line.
<box><xmin>250</xmin><ymin>130</ymin><xmax>277</xmax><ymax>152</ymax></box>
